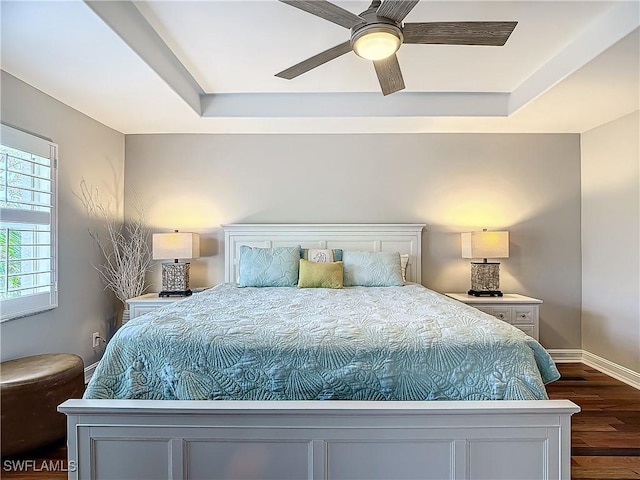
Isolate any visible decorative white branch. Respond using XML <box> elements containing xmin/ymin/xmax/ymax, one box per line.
<box><xmin>78</xmin><ymin>180</ymin><xmax>153</xmax><ymax>307</ymax></box>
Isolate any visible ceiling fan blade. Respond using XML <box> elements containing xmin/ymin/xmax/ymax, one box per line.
<box><xmin>373</xmin><ymin>54</ymin><xmax>405</xmax><ymax>96</ymax></box>
<box><xmin>275</xmin><ymin>41</ymin><xmax>352</xmax><ymax>79</ymax></box>
<box><xmin>376</xmin><ymin>0</ymin><xmax>419</xmax><ymax>22</ymax></box>
<box><xmin>279</xmin><ymin>0</ymin><xmax>365</xmax><ymax>29</ymax></box>
<box><xmin>403</xmin><ymin>21</ymin><xmax>518</xmax><ymax>46</ymax></box>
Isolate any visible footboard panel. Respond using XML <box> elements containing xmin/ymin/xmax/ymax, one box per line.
<box><xmin>59</xmin><ymin>399</ymin><xmax>579</xmax><ymax>480</ymax></box>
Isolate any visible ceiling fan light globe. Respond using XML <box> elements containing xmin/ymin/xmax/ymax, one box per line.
<box><xmin>352</xmin><ymin>27</ymin><xmax>402</xmax><ymax>61</ymax></box>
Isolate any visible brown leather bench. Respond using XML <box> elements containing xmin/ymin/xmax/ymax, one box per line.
<box><xmin>1</xmin><ymin>353</ymin><xmax>84</xmax><ymax>456</ymax></box>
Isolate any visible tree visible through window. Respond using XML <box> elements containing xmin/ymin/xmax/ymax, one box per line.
<box><xmin>0</xmin><ymin>125</ymin><xmax>57</xmax><ymax>320</ymax></box>
<box><xmin>0</xmin><ymin>230</ymin><xmax>23</xmax><ymax>291</ymax></box>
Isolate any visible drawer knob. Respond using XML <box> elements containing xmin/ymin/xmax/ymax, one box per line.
<box><xmin>497</xmin><ymin>314</ymin><xmax>505</xmax><ymax>319</ymax></box>
<box><xmin>519</xmin><ymin>314</ymin><xmax>527</xmax><ymax>318</ymax></box>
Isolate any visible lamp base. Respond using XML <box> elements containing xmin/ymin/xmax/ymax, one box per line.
<box><xmin>468</xmin><ymin>289</ymin><xmax>503</xmax><ymax>297</ymax></box>
<box><xmin>469</xmin><ymin>262</ymin><xmax>502</xmax><ymax>296</ymax></box>
<box><xmin>161</xmin><ymin>262</ymin><xmax>191</xmax><ymax>296</ymax></box>
<box><xmin>159</xmin><ymin>290</ymin><xmax>192</xmax><ymax>298</ymax></box>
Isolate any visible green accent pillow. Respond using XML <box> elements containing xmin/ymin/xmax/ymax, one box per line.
<box><xmin>298</xmin><ymin>259</ymin><xmax>343</xmax><ymax>289</ymax></box>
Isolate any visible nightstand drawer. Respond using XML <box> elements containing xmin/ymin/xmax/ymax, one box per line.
<box><xmin>444</xmin><ymin>293</ymin><xmax>542</xmax><ymax>342</ymax></box>
<box><xmin>131</xmin><ymin>305</ymin><xmax>160</xmax><ymax>318</ymax></box>
<box><xmin>126</xmin><ymin>289</ymin><xmax>210</xmax><ymax>321</ymax></box>
<box><xmin>477</xmin><ymin>307</ymin><xmax>512</xmax><ymax>322</ymax></box>
<box><xmin>516</xmin><ymin>325</ymin><xmax>536</xmax><ymax>337</ymax></box>
<box><xmin>512</xmin><ymin>307</ymin><xmax>535</xmax><ymax>325</ymax></box>
<box><xmin>126</xmin><ymin>293</ymin><xmax>191</xmax><ymax>321</ymax></box>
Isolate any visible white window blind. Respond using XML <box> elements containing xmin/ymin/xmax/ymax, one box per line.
<box><xmin>0</xmin><ymin>124</ymin><xmax>57</xmax><ymax>321</ymax></box>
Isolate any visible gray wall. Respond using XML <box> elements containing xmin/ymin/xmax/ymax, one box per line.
<box><xmin>581</xmin><ymin>111</ymin><xmax>640</xmax><ymax>372</ymax></box>
<box><xmin>125</xmin><ymin>133</ymin><xmax>582</xmax><ymax>349</ymax></box>
<box><xmin>4</xmin><ymin>70</ymin><xmax>637</xmax><ymax>372</ymax></box>
<box><xmin>0</xmin><ymin>72</ymin><xmax>125</xmax><ymax>367</ymax></box>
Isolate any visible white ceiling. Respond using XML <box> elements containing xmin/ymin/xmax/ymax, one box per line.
<box><xmin>1</xmin><ymin>0</ymin><xmax>638</xmax><ymax>134</ymax></box>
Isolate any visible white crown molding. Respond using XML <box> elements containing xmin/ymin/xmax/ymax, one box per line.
<box><xmin>201</xmin><ymin>92</ymin><xmax>509</xmax><ymax>118</ymax></box>
<box><xmin>84</xmin><ymin>0</ymin><xmax>204</xmax><ymax>114</ymax></box>
<box><xmin>508</xmin><ymin>1</ymin><xmax>640</xmax><ymax>114</ymax></box>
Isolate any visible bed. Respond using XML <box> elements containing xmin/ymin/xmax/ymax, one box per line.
<box><xmin>59</xmin><ymin>223</ymin><xmax>579</xmax><ymax>479</ymax></box>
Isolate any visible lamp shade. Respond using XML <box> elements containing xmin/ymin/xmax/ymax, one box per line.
<box><xmin>152</xmin><ymin>232</ymin><xmax>200</xmax><ymax>260</ymax></box>
<box><xmin>461</xmin><ymin>231</ymin><xmax>509</xmax><ymax>260</ymax></box>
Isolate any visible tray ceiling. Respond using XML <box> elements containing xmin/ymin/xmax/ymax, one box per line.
<box><xmin>1</xmin><ymin>0</ymin><xmax>638</xmax><ymax>133</ymax></box>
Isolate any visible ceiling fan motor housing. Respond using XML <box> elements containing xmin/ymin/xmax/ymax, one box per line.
<box><xmin>351</xmin><ymin>9</ymin><xmax>403</xmax><ymax>39</ymax></box>
<box><xmin>350</xmin><ymin>18</ymin><xmax>404</xmax><ymax>60</ymax></box>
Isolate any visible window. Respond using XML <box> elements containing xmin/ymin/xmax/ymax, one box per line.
<box><xmin>1</xmin><ymin>124</ymin><xmax>57</xmax><ymax>321</ymax></box>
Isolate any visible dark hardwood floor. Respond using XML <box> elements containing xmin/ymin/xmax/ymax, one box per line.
<box><xmin>1</xmin><ymin>363</ymin><xmax>638</xmax><ymax>479</ymax></box>
<box><xmin>1</xmin><ymin>438</ymin><xmax>68</xmax><ymax>480</ymax></box>
<box><xmin>546</xmin><ymin>363</ymin><xmax>640</xmax><ymax>479</ymax></box>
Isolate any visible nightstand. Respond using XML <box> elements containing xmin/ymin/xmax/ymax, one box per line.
<box><xmin>444</xmin><ymin>293</ymin><xmax>542</xmax><ymax>341</ymax></box>
<box><xmin>125</xmin><ymin>293</ymin><xmax>184</xmax><ymax>321</ymax></box>
<box><xmin>126</xmin><ymin>288</ymin><xmax>211</xmax><ymax>321</ymax></box>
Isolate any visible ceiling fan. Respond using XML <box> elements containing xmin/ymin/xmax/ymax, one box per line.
<box><xmin>275</xmin><ymin>0</ymin><xmax>517</xmax><ymax>96</ymax></box>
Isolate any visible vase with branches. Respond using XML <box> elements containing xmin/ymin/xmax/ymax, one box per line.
<box><xmin>78</xmin><ymin>180</ymin><xmax>153</xmax><ymax>323</ymax></box>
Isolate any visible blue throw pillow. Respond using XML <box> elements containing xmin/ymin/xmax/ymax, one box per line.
<box><xmin>238</xmin><ymin>246</ymin><xmax>301</xmax><ymax>287</ymax></box>
<box><xmin>343</xmin><ymin>251</ymin><xmax>404</xmax><ymax>287</ymax></box>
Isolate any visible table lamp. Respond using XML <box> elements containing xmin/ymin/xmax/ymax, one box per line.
<box><xmin>152</xmin><ymin>230</ymin><xmax>200</xmax><ymax>297</ymax></box>
<box><xmin>461</xmin><ymin>229</ymin><xmax>509</xmax><ymax>297</ymax></box>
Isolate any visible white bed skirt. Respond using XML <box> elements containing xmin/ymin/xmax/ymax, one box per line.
<box><xmin>59</xmin><ymin>398</ymin><xmax>579</xmax><ymax>480</ymax></box>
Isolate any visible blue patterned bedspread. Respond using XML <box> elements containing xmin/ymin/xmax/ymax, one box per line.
<box><xmin>85</xmin><ymin>284</ymin><xmax>559</xmax><ymax>401</ymax></box>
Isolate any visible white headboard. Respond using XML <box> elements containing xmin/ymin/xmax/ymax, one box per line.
<box><xmin>222</xmin><ymin>224</ymin><xmax>425</xmax><ymax>284</ymax></box>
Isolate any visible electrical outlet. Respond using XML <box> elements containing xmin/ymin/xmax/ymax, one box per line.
<box><xmin>92</xmin><ymin>332</ymin><xmax>101</xmax><ymax>348</ymax></box>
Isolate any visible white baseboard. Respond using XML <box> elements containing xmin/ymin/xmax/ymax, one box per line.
<box><xmin>84</xmin><ymin>361</ymin><xmax>98</xmax><ymax>384</ymax></box>
<box><xmin>547</xmin><ymin>349</ymin><xmax>583</xmax><ymax>363</ymax></box>
<box><xmin>581</xmin><ymin>350</ymin><xmax>640</xmax><ymax>390</ymax></box>
<box><xmin>548</xmin><ymin>348</ymin><xmax>640</xmax><ymax>390</ymax></box>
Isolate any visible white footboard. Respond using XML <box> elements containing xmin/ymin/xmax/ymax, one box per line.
<box><xmin>59</xmin><ymin>399</ymin><xmax>579</xmax><ymax>480</ymax></box>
